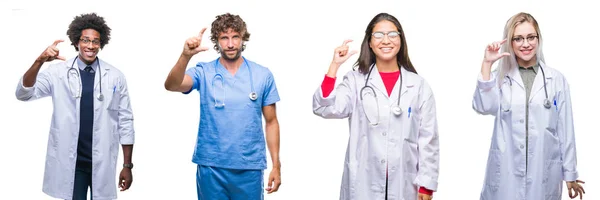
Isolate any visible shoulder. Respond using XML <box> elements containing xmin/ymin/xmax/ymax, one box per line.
<box><xmin>541</xmin><ymin>63</ymin><xmax>570</xmax><ymax>87</ymax></box>
<box><xmin>99</xmin><ymin>59</ymin><xmax>124</xmax><ymax>75</ymax></box>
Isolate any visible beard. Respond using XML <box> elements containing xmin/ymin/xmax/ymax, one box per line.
<box><xmin>218</xmin><ymin>45</ymin><xmax>242</xmax><ymax>61</ymax></box>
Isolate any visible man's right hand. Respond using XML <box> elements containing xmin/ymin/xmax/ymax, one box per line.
<box><xmin>182</xmin><ymin>28</ymin><xmax>210</xmax><ymax>57</ymax></box>
<box><xmin>37</xmin><ymin>40</ymin><xmax>66</xmax><ymax>62</ymax></box>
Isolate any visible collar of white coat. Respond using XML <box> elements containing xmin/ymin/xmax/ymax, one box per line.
<box><xmin>366</xmin><ymin>64</ymin><xmax>412</xmax><ymax>100</ymax></box>
<box><xmin>506</xmin><ymin>61</ymin><xmax>552</xmax><ymax>89</ymax></box>
<box><xmin>65</xmin><ymin>57</ymin><xmax>111</xmax><ymax>77</ymax></box>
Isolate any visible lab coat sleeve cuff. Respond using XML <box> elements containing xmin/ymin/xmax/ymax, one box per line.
<box><xmin>477</xmin><ymin>72</ymin><xmax>496</xmax><ymax>91</ymax></box>
<box><xmin>16</xmin><ymin>77</ymin><xmax>35</xmax><ymax>97</ymax></box>
<box><xmin>314</xmin><ymin>87</ymin><xmax>336</xmax><ymax>106</ymax></box>
<box><xmin>119</xmin><ymin>131</ymin><xmax>135</xmax><ymax>145</ymax></box>
<box><xmin>414</xmin><ymin>174</ymin><xmax>438</xmax><ymax>191</ymax></box>
<box><xmin>563</xmin><ymin>171</ymin><xmax>578</xmax><ymax>182</ymax></box>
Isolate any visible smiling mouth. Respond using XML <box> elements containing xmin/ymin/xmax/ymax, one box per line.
<box><xmin>380</xmin><ymin>47</ymin><xmax>393</xmax><ymax>53</ymax></box>
<box><xmin>520</xmin><ymin>49</ymin><xmax>533</xmax><ymax>55</ymax></box>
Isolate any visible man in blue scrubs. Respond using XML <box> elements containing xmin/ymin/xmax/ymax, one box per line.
<box><xmin>164</xmin><ymin>13</ymin><xmax>281</xmax><ymax>199</ymax></box>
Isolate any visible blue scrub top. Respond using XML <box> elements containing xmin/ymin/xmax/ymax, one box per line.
<box><xmin>184</xmin><ymin>57</ymin><xmax>280</xmax><ymax>170</ymax></box>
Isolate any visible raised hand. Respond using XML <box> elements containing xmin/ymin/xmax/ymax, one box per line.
<box><xmin>182</xmin><ymin>28</ymin><xmax>210</xmax><ymax>57</ymax></box>
<box><xmin>483</xmin><ymin>39</ymin><xmax>511</xmax><ymax>64</ymax></box>
<box><xmin>331</xmin><ymin>39</ymin><xmax>358</xmax><ymax>66</ymax></box>
<box><xmin>38</xmin><ymin>40</ymin><xmax>66</xmax><ymax>62</ymax></box>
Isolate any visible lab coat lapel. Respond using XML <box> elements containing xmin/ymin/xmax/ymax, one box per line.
<box><xmin>507</xmin><ymin>66</ymin><xmax>525</xmax><ymax>90</ymax></box>
<box><xmin>529</xmin><ymin>62</ymin><xmax>553</xmax><ymax>102</ymax></box>
<box><xmin>389</xmin><ymin>67</ymin><xmax>410</xmax><ymax>105</ymax></box>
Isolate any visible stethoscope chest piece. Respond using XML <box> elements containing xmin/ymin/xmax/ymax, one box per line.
<box><xmin>98</xmin><ymin>94</ymin><xmax>104</xmax><ymax>101</ymax></box>
<box><xmin>392</xmin><ymin>106</ymin><xmax>403</xmax><ymax>116</ymax></box>
<box><xmin>543</xmin><ymin>99</ymin><xmax>551</xmax><ymax>109</ymax></box>
<box><xmin>249</xmin><ymin>92</ymin><xmax>258</xmax><ymax>101</ymax></box>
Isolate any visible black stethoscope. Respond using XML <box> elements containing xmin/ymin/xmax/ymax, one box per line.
<box><xmin>359</xmin><ymin>64</ymin><xmax>404</xmax><ymax>116</ymax></box>
<box><xmin>501</xmin><ymin>63</ymin><xmax>552</xmax><ymax>112</ymax></box>
<box><xmin>211</xmin><ymin>57</ymin><xmax>257</xmax><ymax>108</ymax></box>
<box><xmin>67</xmin><ymin>56</ymin><xmax>104</xmax><ymax>101</ymax></box>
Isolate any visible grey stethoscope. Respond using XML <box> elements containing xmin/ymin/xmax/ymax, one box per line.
<box><xmin>359</xmin><ymin>64</ymin><xmax>404</xmax><ymax>125</ymax></box>
<box><xmin>212</xmin><ymin>57</ymin><xmax>257</xmax><ymax>108</ymax></box>
<box><xmin>501</xmin><ymin>63</ymin><xmax>552</xmax><ymax>112</ymax></box>
<box><xmin>67</xmin><ymin>56</ymin><xmax>104</xmax><ymax>101</ymax></box>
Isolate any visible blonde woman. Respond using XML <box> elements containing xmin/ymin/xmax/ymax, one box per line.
<box><xmin>473</xmin><ymin>12</ymin><xmax>585</xmax><ymax>199</ymax></box>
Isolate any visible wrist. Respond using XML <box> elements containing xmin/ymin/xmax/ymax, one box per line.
<box><xmin>123</xmin><ymin>163</ymin><xmax>134</xmax><ymax>169</ymax></box>
<box><xmin>327</xmin><ymin>63</ymin><xmax>339</xmax><ymax>77</ymax></box>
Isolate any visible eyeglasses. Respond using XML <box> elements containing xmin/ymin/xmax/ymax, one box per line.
<box><xmin>80</xmin><ymin>38</ymin><xmax>101</xmax><ymax>46</ymax></box>
<box><xmin>512</xmin><ymin>35</ymin><xmax>538</xmax><ymax>45</ymax></box>
<box><xmin>372</xmin><ymin>31</ymin><xmax>401</xmax><ymax>41</ymax></box>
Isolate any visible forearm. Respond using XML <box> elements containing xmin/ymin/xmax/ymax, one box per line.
<box><xmin>164</xmin><ymin>54</ymin><xmax>192</xmax><ymax>91</ymax></box>
<box><xmin>481</xmin><ymin>61</ymin><xmax>492</xmax><ymax>81</ymax></box>
<box><xmin>122</xmin><ymin>144</ymin><xmax>133</xmax><ymax>164</ymax></box>
<box><xmin>23</xmin><ymin>60</ymin><xmax>45</xmax><ymax>87</ymax></box>
<box><xmin>265</xmin><ymin>120</ymin><xmax>280</xmax><ymax>169</ymax></box>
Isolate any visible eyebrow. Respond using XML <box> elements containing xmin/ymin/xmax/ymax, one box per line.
<box><xmin>513</xmin><ymin>33</ymin><xmax>538</xmax><ymax>37</ymax></box>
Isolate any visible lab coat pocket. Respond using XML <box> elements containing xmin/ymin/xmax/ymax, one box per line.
<box><xmin>483</xmin><ymin>149</ymin><xmax>501</xmax><ymax>193</ymax></box>
<box><xmin>106</xmin><ymin>93</ymin><xmax>120</xmax><ymax>121</ymax></box>
<box><xmin>543</xmin><ymin>160</ymin><xmax>562</xmax><ymax>199</ymax></box>
<box><xmin>546</xmin><ymin>107</ymin><xmax>559</xmax><ymax>133</ymax></box>
<box><xmin>403</xmin><ymin>172</ymin><xmax>418</xmax><ymax>200</ymax></box>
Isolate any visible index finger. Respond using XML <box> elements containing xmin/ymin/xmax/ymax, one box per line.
<box><xmin>52</xmin><ymin>39</ymin><xmax>64</xmax><ymax>47</ymax></box>
<box><xmin>499</xmin><ymin>38</ymin><xmax>508</xmax><ymax>45</ymax></box>
<box><xmin>342</xmin><ymin>39</ymin><xmax>353</xmax><ymax>46</ymax></box>
<box><xmin>198</xmin><ymin>27</ymin><xmax>207</xmax><ymax>38</ymax></box>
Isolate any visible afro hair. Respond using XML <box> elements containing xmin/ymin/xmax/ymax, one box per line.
<box><xmin>66</xmin><ymin>13</ymin><xmax>111</xmax><ymax>51</ymax></box>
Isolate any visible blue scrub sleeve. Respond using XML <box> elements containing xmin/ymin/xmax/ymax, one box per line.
<box><xmin>182</xmin><ymin>65</ymin><xmax>201</xmax><ymax>94</ymax></box>
<box><xmin>262</xmin><ymin>70</ymin><xmax>280</xmax><ymax>106</ymax></box>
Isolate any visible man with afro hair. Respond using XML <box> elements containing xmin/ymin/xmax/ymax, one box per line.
<box><xmin>15</xmin><ymin>13</ymin><xmax>135</xmax><ymax>200</ymax></box>
<box><xmin>164</xmin><ymin>13</ymin><xmax>282</xmax><ymax>199</ymax></box>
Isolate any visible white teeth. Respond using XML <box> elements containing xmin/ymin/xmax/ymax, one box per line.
<box><xmin>381</xmin><ymin>48</ymin><xmax>392</xmax><ymax>52</ymax></box>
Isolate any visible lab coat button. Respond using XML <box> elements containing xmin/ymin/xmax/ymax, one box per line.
<box><xmin>382</xmin><ymin>132</ymin><xmax>387</xmax><ymax>136</ymax></box>
<box><xmin>519</xmin><ymin>119</ymin><xmax>524</xmax><ymax>123</ymax></box>
<box><xmin>380</xmin><ymin>159</ymin><xmax>386</xmax><ymax>164</ymax></box>
<box><xmin>520</xmin><ymin>145</ymin><xmax>524</xmax><ymax>149</ymax></box>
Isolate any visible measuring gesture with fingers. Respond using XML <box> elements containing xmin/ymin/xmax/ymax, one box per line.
<box><xmin>481</xmin><ymin>38</ymin><xmax>511</xmax><ymax>81</ymax></box>
<box><xmin>183</xmin><ymin>28</ymin><xmax>210</xmax><ymax>57</ymax></box>
<box><xmin>328</xmin><ymin>39</ymin><xmax>358</xmax><ymax>77</ymax></box>
<box><xmin>39</xmin><ymin>39</ymin><xmax>67</xmax><ymax>62</ymax></box>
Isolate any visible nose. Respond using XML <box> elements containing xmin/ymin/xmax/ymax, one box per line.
<box><xmin>382</xmin><ymin>35</ymin><xmax>391</xmax><ymax>44</ymax></box>
<box><xmin>522</xmin><ymin>39</ymin><xmax>531</xmax><ymax>48</ymax></box>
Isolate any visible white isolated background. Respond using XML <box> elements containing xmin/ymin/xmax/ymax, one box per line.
<box><xmin>1</xmin><ymin>0</ymin><xmax>598</xmax><ymax>199</ymax></box>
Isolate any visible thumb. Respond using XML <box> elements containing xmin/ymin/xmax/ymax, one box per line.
<box><xmin>57</xmin><ymin>56</ymin><xmax>67</xmax><ymax>61</ymax></box>
<box><xmin>568</xmin><ymin>187</ymin><xmax>574</xmax><ymax>198</ymax></box>
<box><xmin>501</xmin><ymin>52</ymin><xmax>510</xmax><ymax>57</ymax></box>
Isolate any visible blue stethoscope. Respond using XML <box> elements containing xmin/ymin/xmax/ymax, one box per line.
<box><xmin>501</xmin><ymin>63</ymin><xmax>552</xmax><ymax>112</ymax></box>
<box><xmin>67</xmin><ymin>56</ymin><xmax>104</xmax><ymax>101</ymax></box>
<box><xmin>212</xmin><ymin>57</ymin><xmax>257</xmax><ymax>108</ymax></box>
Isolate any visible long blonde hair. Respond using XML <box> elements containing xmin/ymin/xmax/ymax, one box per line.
<box><xmin>497</xmin><ymin>12</ymin><xmax>545</xmax><ymax>86</ymax></box>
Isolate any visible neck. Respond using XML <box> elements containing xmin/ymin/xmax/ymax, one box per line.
<box><xmin>375</xmin><ymin>58</ymin><xmax>399</xmax><ymax>72</ymax></box>
<box><xmin>220</xmin><ymin>57</ymin><xmax>244</xmax><ymax>71</ymax></box>
<box><xmin>78</xmin><ymin>56</ymin><xmax>96</xmax><ymax>65</ymax></box>
<box><xmin>517</xmin><ymin>56</ymin><xmax>536</xmax><ymax>68</ymax></box>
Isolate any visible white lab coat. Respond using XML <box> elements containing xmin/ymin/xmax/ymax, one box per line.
<box><xmin>472</xmin><ymin>62</ymin><xmax>578</xmax><ymax>200</ymax></box>
<box><xmin>313</xmin><ymin>67</ymin><xmax>440</xmax><ymax>200</ymax></box>
<box><xmin>15</xmin><ymin>57</ymin><xmax>135</xmax><ymax>200</ymax></box>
